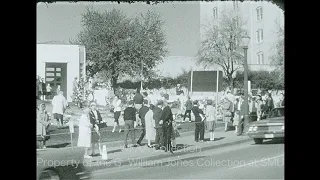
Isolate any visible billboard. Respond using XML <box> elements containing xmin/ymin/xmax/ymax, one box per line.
<box><xmin>187</xmin><ymin>71</ymin><xmax>223</xmax><ymax>92</ymax></box>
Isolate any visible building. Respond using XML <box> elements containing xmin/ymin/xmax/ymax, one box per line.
<box><xmin>37</xmin><ymin>42</ymin><xmax>86</xmax><ymax>102</ymax></box>
<box><xmin>200</xmin><ymin>1</ymin><xmax>284</xmax><ymax>72</ymax></box>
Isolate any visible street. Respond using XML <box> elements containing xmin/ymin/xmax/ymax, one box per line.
<box><xmin>91</xmin><ymin>139</ymin><xmax>284</xmax><ymax>179</ymax></box>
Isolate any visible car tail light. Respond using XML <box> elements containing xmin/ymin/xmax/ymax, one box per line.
<box><xmin>248</xmin><ymin>126</ymin><xmax>253</xmax><ymax>131</ymax></box>
<box><xmin>281</xmin><ymin>125</ymin><xmax>284</xmax><ymax>131</ymax></box>
<box><xmin>253</xmin><ymin>126</ymin><xmax>258</xmax><ymax>131</ymax></box>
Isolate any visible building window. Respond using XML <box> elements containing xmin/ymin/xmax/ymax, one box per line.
<box><xmin>257</xmin><ymin>52</ymin><xmax>264</xmax><ymax>64</ymax></box>
<box><xmin>256</xmin><ymin>29</ymin><xmax>264</xmax><ymax>43</ymax></box>
<box><xmin>213</xmin><ymin>7</ymin><xmax>218</xmax><ymax>19</ymax></box>
<box><xmin>256</xmin><ymin>6</ymin><xmax>263</xmax><ymax>21</ymax></box>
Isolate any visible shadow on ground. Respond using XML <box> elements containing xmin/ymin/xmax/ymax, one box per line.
<box><xmin>204</xmin><ymin>137</ymin><xmax>225</xmax><ymax>142</ymax></box>
<box><xmin>47</xmin><ymin>143</ymin><xmax>71</xmax><ymax>148</ymax></box>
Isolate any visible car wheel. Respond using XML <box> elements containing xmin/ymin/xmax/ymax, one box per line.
<box><xmin>254</xmin><ymin>138</ymin><xmax>263</xmax><ymax>144</ymax></box>
<box><xmin>39</xmin><ymin>169</ymin><xmax>60</xmax><ymax>180</ymax></box>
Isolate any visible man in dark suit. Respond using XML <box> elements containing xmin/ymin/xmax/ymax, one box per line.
<box><xmin>159</xmin><ymin>100</ymin><xmax>174</xmax><ymax>153</ymax></box>
<box><xmin>237</xmin><ymin>96</ymin><xmax>249</xmax><ymax>136</ymax></box>
<box><xmin>137</xmin><ymin>99</ymin><xmax>150</xmax><ymax>146</ymax></box>
<box><xmin>153</xmin><ymin>100</ymin><xmax>164</xmax><ymax>150</ymax></box>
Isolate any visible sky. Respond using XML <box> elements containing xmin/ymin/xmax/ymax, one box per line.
<box><xmin>37</xmin><ymin>1</ymin><xmax>201</xmax><ymax>57</ymax></box>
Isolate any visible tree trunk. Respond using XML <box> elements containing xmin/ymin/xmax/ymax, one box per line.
<box><xmin>111</xmin><ymin>75</ymin><xmax>119</xmax><ymax>95</ymax></box>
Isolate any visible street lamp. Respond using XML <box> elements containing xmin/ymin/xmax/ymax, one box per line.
<box><xmin>241</xmin><ymin>33</ymin><xmax>250</xmax><ymax>134</ymax></box>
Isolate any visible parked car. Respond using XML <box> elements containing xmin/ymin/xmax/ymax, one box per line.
<box><xmin>37</xmin><ymin>147</ymin><xmax>91</xmax><ymax>180</ymax></box>
<box><xmin>247</xmin><ymin>107</ymin><xmax>284</xmax><ymax>144</ymax></box>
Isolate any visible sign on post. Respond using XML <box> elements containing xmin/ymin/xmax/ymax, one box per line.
<box><xmin>187</xmin><ymin>71</ymin><xmax>223</xmax><ymax>92</ymax></box>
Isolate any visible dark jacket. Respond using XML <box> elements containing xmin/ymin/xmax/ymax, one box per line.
<box><xmin>192</xmin><ymin>106</ymin><xmax>204</xmax><ymax>122</ymax></box>
<box><xmin>89</xmin><ymin>110</ymin><xmax>102</xmax><ymax>126</ymax></box>
<box><xmin>139</xmin><ymin>106</ymin><xmax>149</xmax><ymax>125</ymax></box>
<box><xmin>153</xmin><ymin>106</ymin><xmax>163</xmax><ymax>128</ymax></box>
<box><xmin>240</xmin><ymin>102</ymin><xmax>249</xmax><ymax>117</ymax></box>
<box><xmin>160</xmin><ymin>106</ymin><xmax>173</xmax><ymax>125</ymax></box>
<box><xmin>185</xmin><ymin>100</ymin><xmax>193</xmax><ymax>110</ymax></box>
<box><xmin>133</xmin><ymin>93</ymin><xmax>144</xmax><ymax>104</ymax></box>
<box><xmin>124</xmin><ymin>107</ymin><xmax>136</xmax><ymax>121</ymax></box>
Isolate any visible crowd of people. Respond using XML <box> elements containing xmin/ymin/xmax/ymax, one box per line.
<box><xmin>37</xmin><ymin>80</ymin><xmax>284</xmax><ymax>158</ymax></box>
<box><xmin>36</xmin><ymin>76</ymin><xmax>58</xmax><ymax>100</ymax></box>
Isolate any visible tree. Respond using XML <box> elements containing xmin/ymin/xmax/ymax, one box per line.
<box><xmin>270</xmin><ymin>20</ymin><xmax>284</xmax><ymax>88</ymax></box>
<box><xmin>197</xmin><ymin>9</ymin><xmax>247</xmax><ymax>91</ymax></box>
<box><xmin>71</xmin><ymin>8</ymin><xmax>167</xmax><ymax>93</ymax></box>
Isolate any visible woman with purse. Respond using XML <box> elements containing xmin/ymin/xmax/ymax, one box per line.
<box><xmin>37</xmin><ymin>103</ymin><xmax>50</xmax><ymax>149</ymax></box>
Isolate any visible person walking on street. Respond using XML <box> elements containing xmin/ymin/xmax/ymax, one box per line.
<box><xmin>205</xmin><ymin>99</ymin><xmax>216</xmax><ymax>141</ymax></box>
<box><xmin>37</xmin><ymin>103</ymin><xmax>50</xmax><ymax>149</ymax></box>
<box><xmin>256</xmin><ymin>95</ymin><xmax>264</xmax><ymax>121</ymax></box>
<box><xmin>192</xmin><ymin>100</ymin><xmax>206</xmax><ymax>142</ymax></box>
<box><xmin>137</xmin><ymin>99</ymin><xmax>151</xmax><ymax>146</ymax></box>
<box><xmin>77</xmin><ymin>108</ymin><xmax>92</xmax><ymax>159</ymax></box>
<box><xmin>153</xmin><ymin>100</ymin><xmax>164</xmax><ymax>150</ymax></box>
<box><xmin>233</xmin><ymin>98</ymin><xmax>241</xmax><ymax>133</ymax></box>
<box><xmin>159</xmin><ymin>100</ymin><xmax>174</xmax><ymax>153</ymax></box>
<box><xmin>52</xmin><ymin>91</ymin><xmax>67</xmax><ymax>127</ymax></box>
<box><xmin>123</xmin><ymin>100</ymin><xmax>138</xmax><ymax>148</ymax></box>
<box><xmin>266</xmin><ymin>93</ymin><xmax>274</xmax><ymax>113</ymax></box>
<box><xmin>144</xmin><ymin>104</ymin><xmax>156</xmax><ymax>148</ymax></box>
<box><xmin>183</xmin><ymin>96</ymin><xmax>193</xmax><ymax>122</ymax></box>
<box><xmin>112</xmin><ymin>95</ymin><xmax>122</xmax><ymax>133</ymax></box>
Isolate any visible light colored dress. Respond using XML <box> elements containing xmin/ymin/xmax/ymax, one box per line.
<box><xmin>77</xmin><ymin>114</ymin><xmax>92</xmax><ymax>148</ymax></box>
<box><xmin>144</xmin><ymin>110</ymin><xmax>156</xmax><ymax>141</ymax></box>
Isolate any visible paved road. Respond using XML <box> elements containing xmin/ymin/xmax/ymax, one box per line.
<box><xmin>90</xmin><ymin>139</ymin><xmax>284</xmax><ymax>179</ymax></box>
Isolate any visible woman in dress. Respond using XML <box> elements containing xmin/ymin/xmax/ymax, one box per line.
<box><xmin>144</xmin><ymin>104</ymin><xmax>156</xmax><ymax>147</ymax></box>
<box><xmin>77</xmin><ymin>108</ymin><xmax>92</xmax><ymax>159</ymax></box>
<box><xmin>37</xmin><ymin>103</ymin><xmax>50</xmax><ymax>149</ymax></box>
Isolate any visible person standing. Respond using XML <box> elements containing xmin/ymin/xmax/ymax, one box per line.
<box><xmin>159</xmin><ymin>100</ymin><xmax>174</xmax><ymax>153</ymax></box>
<box><xmin>89</xmin><ymin>102</ymin><xmax>102</xmax><ymax>156</ymax></box>
<box><xmin>112</xmin><ymin>95</ymin><xmax>122</xmax><ymax>133</ymax></box>
<box><xmin>37</xmin><ymin>103</ymin><xmax>50</xmax><ymax>149</ymax></box>
<box><xmin>38</xmin><ymin>78</ymin><xmax>43</xmax><ymax>100</ymax></box>
<box><xmin>133</xmin><ymin>89</ymin><xmax>144</xmax><ymax>111</ymax></box>
<box><xmin>46</xmin><ymin>84</ymin><xmax>52</xmax><ymax>100</ymax></box>
<box><xmin>77</xmin><ymin>108</ymin><xmax>92</xmax><ymax>159</ymax></box>
<box><xmin>153</xmin><ymin>100</ymin><xmax>164</xmax><ymax>150</ymax></box>
<box><xmin>222</xmin><ymin>97</ymin><xmax>232</xmax><ymax>132</ymax></box>
<box><xmin>137</xmin><ymin>99</ymin><xmax>151</xmax><ymax>146</ymax></box>
<box><xmin>256</xmin><ymin>95</ymin><xmax>264</xmax><ymax>121</ymax></box>
<box><xmin>183</xmin><ymin>96</ymin><xmax>193</xmax><ymax>122</ymax></box>
<box><xmin>233</xmin><ymin>98</ymin><xmax>241</xmax><ymax>133</ymax></box>
<box><xmin>249</xmin><ymin>97</ymin><xmax>258</xmax><ymax>122</ymax></box>
<box><xmin>41</xmin><ymin>79</ymin><xmax>46</xmax><ymax>100</ymax></box>
<box><xmin>237</xmin><ymin>95</ymin><xmax>249</xmax><ymax>136</ymax></box>
<box><xmin>192</xmin><ymin>100</ymin><xmax>205</xmax><ymax>142</ymax></box>
<box><xmin>52</xmin><ymin>91</ymin><xmax>67</xmax><ymax>127</ymax></box>
<box><xmin>205</xmin><ymin>100</ymin><xmax>216</xmax><ymax>141</ymax></box>
<box><xmin>144</xmin><ymin>104</ymin><xmax>156</xmax><ymax>148</ymax></box>
<box><xmin>123</xmin><ymin>100</ymin><xmax>138</xmax><ymax>148</ymax></box>
<box><xmin>266</xmin><ymin>93</ymin><xmax>274</xmax><ymax>113</ymax></box>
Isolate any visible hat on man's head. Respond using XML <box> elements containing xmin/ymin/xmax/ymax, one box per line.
<box><xmin>207</xmin><ymin>99</ymin><xmax>213</xmax><ymax>105</ymax></box>
<box><xmin>193</xmin><ymin>100</ymin><xmax>199</xmax><ymax>105</ymax></box>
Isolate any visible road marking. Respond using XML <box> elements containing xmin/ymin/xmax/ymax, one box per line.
<box><xmin>229</xmin><ymin>154</ymin><xmax>284</xmax><ymax>169</ymax></box>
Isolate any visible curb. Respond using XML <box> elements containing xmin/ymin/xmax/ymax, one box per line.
<box><xmin>85</xmin><ymin>137</ymin><xmax>252</xmax><ymax>171</ymax></box>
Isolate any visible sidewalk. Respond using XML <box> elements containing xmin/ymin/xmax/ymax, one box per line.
<box><xmin>83</xmin><ymin>130</ymin><xmax>252</xmax><ymax>170</ymax></box>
